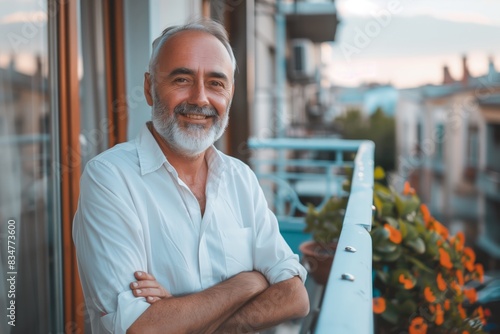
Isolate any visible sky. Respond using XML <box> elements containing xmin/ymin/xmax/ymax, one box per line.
<box><xmin>1</xmin><ymin>0</ymin><xmax>500</xmax><ymax>89</ymax></box>
<box><xmin>325</xmin><ymin>0</ymin><xmax>500</xmax><ymax>88</ymax></box>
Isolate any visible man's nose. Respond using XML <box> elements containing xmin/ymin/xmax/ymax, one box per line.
<box><xmin>188</xmin><ymin>82</ymin><xmax>210</xmax><ymax>107</ymax></box>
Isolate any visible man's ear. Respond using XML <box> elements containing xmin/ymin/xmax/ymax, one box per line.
<box><xmin>144</xmin><ymin>72</ymin><xmax>153</xmax><ymax>106</ymax></box>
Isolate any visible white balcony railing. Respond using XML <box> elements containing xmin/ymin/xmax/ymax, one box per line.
<box><xmin>248</xmin><ymin>137</ymin><xmax>375</xmax><ymax>334</ymax></box>
<box><xmin>315</xmin><ymin>140</ymin><xmax>374</xmax><ymax>334</ymax></box>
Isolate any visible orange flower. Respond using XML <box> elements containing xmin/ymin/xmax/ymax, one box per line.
<box><xmin>403</xmin><ymin>181</ymin><xmax>416</xmax><ymax>195</ymax></box>
<box><xmin>458</xmin><ymin>303</ymin><xmax>466</xmax><ymax>319</ymax></box>
<box><xmin>455</xmin><ymin>231</ymin><xmax>465</xmax><ymax>252</ymax></box>
<box><xmin>399</xmin><ymin>273</ymin><xmax>415</xmax><ymax>289</ymax></box>
<box><xmin>427</xmin><ymin>220</ymin><xmax>449</xmax><ymax>239</ymax></box>
<box><xmin>424</xmin><ymin>286</ymin><xmax>436</xmax><ymax>303</ymax></box>
<box><xmin>456</xmin><ymin>269</ymin><xmax>464</xmax><ymax>286</ymax></box>
<box><xmin>384</xmin><ymin>224</ymin><xmax>402</xmax><ymax>244</ymax></box>
<box><xmin>439</xmin><ymin>223</ymin><xmax>449</xmax><ymax>239</ymax></box>
<box><xmin>420</xmin><ymin>204</ymin><xmax>431</xmax><ymax>226</ymax></box>
<box><xmin>477</xmin><ymin>306</ymin><xmax>486</xmax><ymax>325</ymax></box>
<box><xmin>464</xmin><ymin>288</ymin><xmax>478</xmax><ymax>304</ymax></box>
<box><xmin>436</xmin><ymin>272</ymin><xmax>447</xmax><ymax>291</ymax></box>
<box><xmin>475</xmin><ymin>263</ymin><xmax>484</xmax><ymax>283</ymax></box>
<box><xmin>450</xmin><ymin>281</ymin><xmax>462</xmax><ymax>296</ymax></box>
<box><xmin>463</xmin><ymin>247</ymin><xmax>476</xmax><ymax>272</ymax></box>
<box><xmin>439</xmin><ymin>248</ymin><xmax>453</xmax><ymax>269</ymax></box>
<box><xmin>373</xmin><ymin>297</ymin><xmax>386</xmax><ymax>314</ymax></box>
<box><xmin>409</xmin><ymin>316</ymin><xmax>428</xmax><ymax>334</ymax></box>
<box><xmin>435</xmin><ymin>304</ymin><xmax>444</xmax><ymax>326</ymax></box>
<box><xmin>463</xmin><ymin>331</ymin><xmax>469</xmax><ymax>334</ymax></box>
<box><xmin>444</xmin><ymin>299</ymin><xmax>450</xmax><ymax>311</ymax></box>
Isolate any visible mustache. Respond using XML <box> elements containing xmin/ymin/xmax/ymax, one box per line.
<box><xmin>174</xmin><ymin>103</ymin><xmax>218</xmax><ymax>117</ymax></box>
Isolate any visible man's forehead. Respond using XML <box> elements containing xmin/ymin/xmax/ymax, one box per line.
<box><xmin>156</xmin><ymin>30</ymin><xmax>232</xmax><ymax>71</ymax></box>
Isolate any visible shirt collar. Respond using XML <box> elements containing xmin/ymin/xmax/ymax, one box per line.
<box><xmin>136</xmin><ymin>123</ymin><xmax>168</xmax><ymax>175</ymax></box>
<box><xmin>136</xmin><ymin>123</ymin><xmax>227</xmax><ymax>177</ymax></box>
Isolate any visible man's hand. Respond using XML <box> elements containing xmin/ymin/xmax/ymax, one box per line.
<box><xmin>127</xmin><ymin>270</ymin><xmax>271</xmax><ymax>334</ymax></box>
<box><xmin>130</xmin><ymin>271</ymin><xmax>172</xmax><ymax>304</ymax></box>
<box><xmin>215</xmin><ymin>276</ymin><xmax>309</xmax><ymax>333</ymax></box>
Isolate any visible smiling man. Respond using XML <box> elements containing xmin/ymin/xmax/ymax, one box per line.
<box><xmin>72</xmin><ymin>19</ymin><xmax>308</xmax><ymax>334</ymax></box>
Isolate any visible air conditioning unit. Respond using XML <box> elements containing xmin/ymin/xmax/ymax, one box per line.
<box><xmin>289</xmin><ymin>39</ymin><xmax>316</xmax><ymax>81</ymax></box>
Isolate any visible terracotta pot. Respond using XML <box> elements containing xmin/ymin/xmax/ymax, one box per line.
<box><xmin>299</xmin><ymin>240</ymin><xmax>337</xmax><ymax>285</ymax></box>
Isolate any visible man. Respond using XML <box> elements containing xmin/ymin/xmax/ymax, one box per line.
<box><xmin>73</xmin><ymin>19</ymin><xmax>309</xmax><ymax>334</ymax></box>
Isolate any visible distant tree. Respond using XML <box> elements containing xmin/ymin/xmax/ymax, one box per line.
<box><xmin>333</xmin><ymin>107</ymin><xmax>395</xmax><ymax>171</ymax></box>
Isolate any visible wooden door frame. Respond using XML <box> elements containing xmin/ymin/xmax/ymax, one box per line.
<box><xmin>56</xmin><ymin>0</ymin><xmax>129</xmax><ymax>332</ymax></box>
<box><xmin>55</xmin><ymin>0</ymin><xmax>84</xmax><ymax>332</ymax></box>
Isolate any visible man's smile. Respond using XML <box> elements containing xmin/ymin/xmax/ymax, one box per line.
<box><xmin>183</xmin><ymin>113</ymin><xmax>211</xmax><ymax>120</ymax></box>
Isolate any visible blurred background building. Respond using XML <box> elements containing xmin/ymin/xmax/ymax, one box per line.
<box><xmin>395</xmin><ymin>56</ymin><xmax>500</xmax><ymax>268</ymax></box>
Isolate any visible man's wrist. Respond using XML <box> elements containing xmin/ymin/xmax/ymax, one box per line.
<box><xmin>235</xmin><ymin>271</ymin><xmax>269</xmax><ymax>298</ymax></box>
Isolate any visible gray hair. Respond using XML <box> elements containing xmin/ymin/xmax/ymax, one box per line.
<box><xmin>148</xmin><ymin>19</ymin><xmax>237</xmax><ymax>77</ymax></box>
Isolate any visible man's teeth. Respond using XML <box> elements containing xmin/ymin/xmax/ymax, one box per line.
<box><xmin>185</xmin><ymin>114</ymin><xmax>207</xmax><ymax>120</ymax></box>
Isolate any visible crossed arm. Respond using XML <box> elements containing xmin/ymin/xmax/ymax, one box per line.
<box><xmin>127</xmin><ymin>271</ymin><xmax>309</xmax><ymax>334</ymax></box>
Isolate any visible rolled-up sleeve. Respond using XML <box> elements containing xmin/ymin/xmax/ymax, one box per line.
<box><xmin>73</xmin><ymin>160</ymin><xmax>150</xmax><ymax>334</ymax></box>
<box><xmin>250</xmin><ymin>174</ymin><xmax>307</xmax><ymax>285</ymax></box>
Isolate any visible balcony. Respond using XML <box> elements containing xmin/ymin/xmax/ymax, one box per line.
<box><xmin>249</xmin><ymin>137</ymin><xmax>375</xmax><ymax>333</ymax></box>
<box><xmin>280</xmin><ymin>0</ymin><xmax>339</xmax><ymax>43</ymax></box>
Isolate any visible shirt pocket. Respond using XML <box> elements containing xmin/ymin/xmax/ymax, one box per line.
<box><xmin>220</xmin><ymin>227</ymin><xmax>254</xmax><ymax>276</ymax></box>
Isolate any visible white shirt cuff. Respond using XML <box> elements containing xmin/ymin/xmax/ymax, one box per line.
<box><xmin>100</xmin><ymin>290</ymin><xmax>151</xmax><ymax>334</ymax></box>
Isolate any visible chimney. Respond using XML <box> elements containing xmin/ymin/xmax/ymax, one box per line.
<box><xmin>35</xmin><ymin>54</ymin><xmax>42</xmax><ymax>77</ymax></box>
<box><xmin>488</xmin><ymin>56</ymin><xmax>496</xmax><ymax>76</ymax></box>
<box><xmin>443</xmin><ymin>65</ymin><xmax>454</xmax><ymax>85</ymax></box>
<box><xmin>461</xmin><ymin>55</ymin><xmax>470</xmax><ymax>86</ymax></box>
<box><xmin>8</xmin><ymin>53</ymin><xmax>16</xmax><ymax>72</ymax></box>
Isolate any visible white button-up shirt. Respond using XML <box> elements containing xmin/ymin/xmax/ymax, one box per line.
<box><xmin>73</xmin><ymin>124</ymin><xmax>306</xmax><ymax>334</ymax></box>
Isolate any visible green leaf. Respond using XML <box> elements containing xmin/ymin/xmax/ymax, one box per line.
<box><xmin>398</xmin><ymin>299</ymin><xmax>418</xmax><ymax>316</ymax></box>
<box><xmin>372</xmin><ymin>252</ymin><xmax>383</xmax><ymax>262</ymax></box>
<box><xmin>403</xmin><ymin>220</ymin><xmax>419</xmax><ymax>240</ymax></box>
<box><xmin>375</xmin><ymin>242</ymin><xmax>397</xmax><ymax>253</ymax></box>
<box><xmin>380</xmin><ymin>300</ymin><xmax>399</xmax><ymax>325</ymax></box>
<box><xmin>380</xmin><ymin>247</ymin><xmax>402</xmax><ymax>262</ymax></box>
<box><xmin>371</xmin><ymin>226</ymin><xmax>389</xmax><ymax>245</ymax></box>
<box><xmin>374</xmin><ymin>183</ymin><xmax>391</xmax><ymax>197</ymax></box>
<box><xmin>426</xmin><ymin>243</ymin><xmax>439</xmax><ymax>259</ymax></box>
<box><xmin>376</xmin><ymin>269</ymin><xmax>389</xmax><ymax>283</ymax></box>
<box><xmin>394</xmin><ymin>194</ymin><xmax>420</xmax><ymax>217</ymax></box>
<box><xmin>381</xmin><ymin>202</ymin><xmax>394</xmax><ymax>218</ymax></box>
<box><xmin>374</xmin><ymin>166</ymin><xmax>385</xmax><ymax>180</ymax></box>
<box><xmin>408</xmin><ymin>256</ymin><xmax>434</xmax><ymax>274</ymax></box>
<box><xmin>406</xmin><ymin>238</ymin><xmax>426</xmax><ymax>254</ymax></box>
<box><xmin>373</xmin><ymin>195</ymin><xmax>383</xmax><ymax>218</ymax></box>
<box><xmin>399</xmin><ymin>219</ymin><xmax>408</xmax><ymax>239</ymax></box>
<box><xmin>384</xmin><ymin>217</ymin><xmax>398</xmax><ymax>228</ymax></box>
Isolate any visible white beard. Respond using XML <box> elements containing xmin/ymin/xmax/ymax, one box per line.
<box><xmin>152</xmin><ymin>97</ymin><xmax>229</xmax><ymax>157</ymax></box>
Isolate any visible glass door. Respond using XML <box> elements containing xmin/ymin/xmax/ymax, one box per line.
<box><xmin>0</xmin><ymin>0</ymin><xmax>63</xmax><ymax>332</ymax></box>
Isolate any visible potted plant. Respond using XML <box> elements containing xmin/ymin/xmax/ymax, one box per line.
<box><xmin>300</xmin><ymin>195</ymin><xmax>348</xmax><ymax>285</ymax></box>
<box><xmin>370</xmin><ymin>167</ymin><xmax>488</xmax><ymax>333</ymax></box>
<box><xmin>305</xmin><ymin>166</ymin><xmax>489</xmax><ymax>333</ymax></box>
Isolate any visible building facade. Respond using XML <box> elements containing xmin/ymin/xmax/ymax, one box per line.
<box><xmin>395</xmin><ymin>56</ymin><xmax>500</xmax><ymax>268</ymax></box>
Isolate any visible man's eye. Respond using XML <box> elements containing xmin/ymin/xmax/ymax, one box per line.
<box><xmin>210</xmin><ymin>81</ymin><xmax>223</xmax><ymax>87</ymax></box>
<box><xmin>174</xmin><ymin>77</ymin><xmax>188</xmax><ymax>83</ymax></box>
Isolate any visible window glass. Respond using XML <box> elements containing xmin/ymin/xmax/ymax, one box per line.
<box><xmin>467</xmin><ymin>126</ymin><xmax>478</xmax><ymax>167</ymax></box>
<box><xmin>0</xmin><ymin>1</ymin><xmax>61</xmax><ymax>333</ymax></box>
